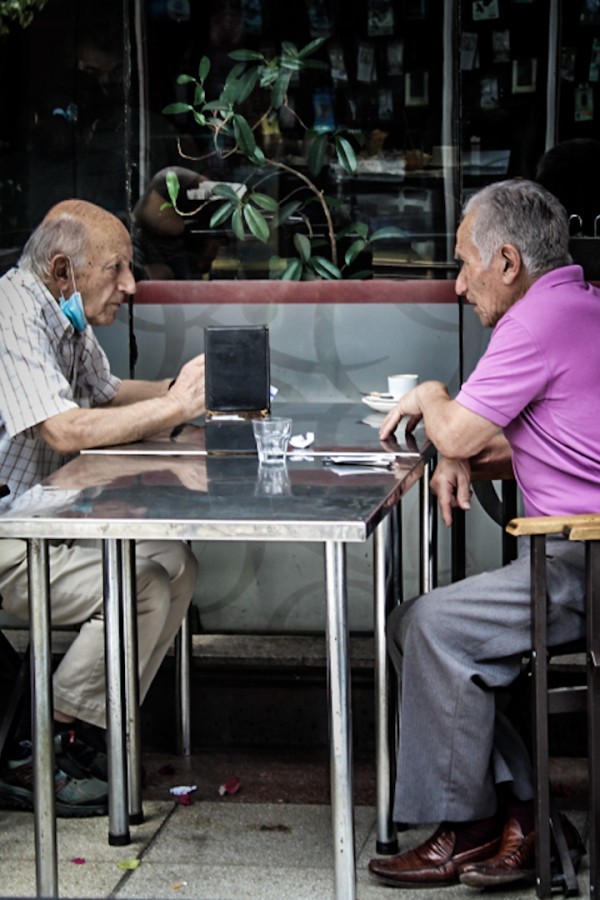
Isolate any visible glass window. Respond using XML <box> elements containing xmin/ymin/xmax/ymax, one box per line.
<box><xmin>0</xmin><ymin>0</ymin><xmax>595</xmax><ymax>280</ymax></box>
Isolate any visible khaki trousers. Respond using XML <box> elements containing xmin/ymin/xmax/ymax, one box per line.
<box><xmin>0</xmin><ymin>538</ymin><xmax>198</xmax><ymax>728</ymax></box>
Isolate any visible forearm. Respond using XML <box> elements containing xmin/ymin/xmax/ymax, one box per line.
<box><xmin>469</xmin><ymin>433</ymin><xmax>514</xmax><ymax>481</ymax></box>
<box><xmin>38</xmin><ymin>392</ymin><xmax>186</xmax><ymax>454</ymax></box>
<box><xmin>108</xmin><ymin>378</ymin><xmax>172</xmax><ymax>406</ymax></box>
<box><xmin>415</xmin><ymin>382</ymin><xmax>500</xmax><ymax>458</ymax></box>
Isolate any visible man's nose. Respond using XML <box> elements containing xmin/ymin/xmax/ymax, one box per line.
<box><xmin>455</xmin><ymin>268</ymin><xmax>467</xmax><ymax>297</ymax></box>
<box><xmin>119</xmin><ymin>268</ymin><xmax>136</xmax><ymax>295</ymax></box>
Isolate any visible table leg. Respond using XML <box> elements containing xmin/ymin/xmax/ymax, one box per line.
<box><xmin>324</xmin><ymin>541</ymin><xmax>356</xmax><ymax>900</ymax></box>
<box><xmin>373</xmin><ymin>520</ymin><xmax>398</xmax><ymax>854</ymax></box>
<box><xmin>121</xmin><ymin>539</ymin><xmax>143</xmax><ymax>825</ymax></box>
<box><xmin>28</xmin><ymin>538</ymin><xmax>58</xmax><ymax>898</ymax></box>
<box><xmin>420</xmin><ymin>456</ymin><xmax>437</xmax><ymax>594</ymax></box>
<box><xmin>102</xmin><ymin>539</ymin><xmax>131</xmax><ymax>846</ymax></box>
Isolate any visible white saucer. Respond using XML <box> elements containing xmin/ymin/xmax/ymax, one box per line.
<box><xmin>362</xmin><ymin>394</ymin><xmax>397</xmax><ymax>413</ymax></box>
<box><xmin>361</xmin><ymin>414</ymin><xmax>385</xmax><ymax>429</ymax></box>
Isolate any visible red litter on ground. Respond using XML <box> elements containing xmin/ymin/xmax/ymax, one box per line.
<box><xmin>218</xmin><ymin>776</ymin><xmax>241</xmax><ymax>796</ymax></box>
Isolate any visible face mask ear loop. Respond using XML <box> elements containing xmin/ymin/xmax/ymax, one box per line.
<box><xmin>66</xmin><ymin>256</ymin><xmax>79</xmax><ymax>300</ymax></box>
<box><xmin>59</xmin><ymin>257</ymin><xmax>87</xmax><ymax>332</ymax></box>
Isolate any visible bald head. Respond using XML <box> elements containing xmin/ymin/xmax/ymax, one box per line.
<box><xmin>20</xmin><ymin>200</ymin><xmax>130</xmax><ymax>284</ymax></box>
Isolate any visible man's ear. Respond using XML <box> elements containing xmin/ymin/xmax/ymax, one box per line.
<box><xmin>48</xmin><ymin>254</ymin><xmax>72</xmax><ymax>296</ymax></box>
<box><xmin>499</xmin><ymin>243</ymin><xmax>522</xmax><ymax>283</ymax></box>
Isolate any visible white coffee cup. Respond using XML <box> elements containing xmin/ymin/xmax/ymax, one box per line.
<box><xmin>388</xmin><ymin>373</ymin><xmax>418</xmax><ymax>399</ymax></box>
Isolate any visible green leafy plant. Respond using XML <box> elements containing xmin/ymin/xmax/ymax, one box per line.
<box><xmin>0</xmin><ymin>0</ymin><xmax>48</xmax><ymax>37</ymax></box>
<box><xmin>162</xmin><ymin>38</ymin><xmax>402</xmax><ymax>280</ymax></box>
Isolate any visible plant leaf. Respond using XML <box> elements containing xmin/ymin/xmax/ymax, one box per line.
<box><xmin>233</xmin><ymin>114</ymin><xmax>258</xmax><ymax>157</ymax></box>
<box><xmin>335</xmin><ymin>135</ymin><xmax>357</xmax><ymax>175</ymax></box>
<box><xmin>162</xmin><ymin>102</ymin><xmax>193</xmax><ymax>115</ymax></box>
<box><xmin>298</xmin><ymin>37</ymin><xmax>327</xmax><ymax>58</ymax></box>
<box><xmin>273</xmin><ymin>201</ymin><xmax>303</xmax><ymax>227</ymax></box>
<box><xmin>272</xmin><ymin>71</ymin><xmax>291</xmax><ymax>109</ymax></box>
<box><xmin>244</xmin><ymin>205</ymin><xmax>271</xmax><ymax>242</ymax></box>
<box><xmin>176</xmin><ymin>74</ymin><xmax>196</xmax><ymax>85</ymax></box>
<box><xmin>209</xmin><ymin>201</ymin><xmax>234</xmax><ymax>228</ymax></box>
<box><xmin>281</xmin><ymin>259</ymin><xmax>304</xmax><ymax>281</ymax></box>
<box><xmin>251</xmin><ymin>192</ymin><xmax>279</xmax><ymax>212</ymax></box>
<box><xmin>293</xmin><ymin>233</ymin><xmax>311</xmax><ymax>262</ymax></box>
<box><xmin>369</xmin><ymin>226</ymin><xmax>406</xmax><ymax>241</ymax></box>
<box><xmin>281</xmin><ymin>41</ymin><xmax>299</xmax><ymax>57</ymax></box>
<box><xmin>307</xmin><ymin>133</ymin><xmax>328</xmax><ymax>176</ymax></box>
<box><xmin>165</xmin><ymin>170</ymin><xmax>180</xmax><ymax>207</ymax></box>
<box><xmin>229</xmin><ymin>49</ymin><xmax>266</xmax><ymax>61</ymax></box>
<box><xmin>345</xmin><ymin>239</ymin><xmax>367</xmax><ymax>265</ymax></box>
<box><xmin>236</xmin><ymin>67</ymin><xmax>261</xmax><ymax>104</ymax></box>
<box><xmin>347</xmin><ymin>269</ymin><xmax>373</xmax><ymax>280</ymax></box>
<box><xmin>310</xmin><ymin>256</ymin><xmax>342</xmax><ymax>279</ymax></box>
<box><xmin>193</xmin><ymin>83</ymin><xmax>205</xmax><ymax>106</ymax></box>
<box><xmin>198</xmin><ymin>56</ymin><xmax>211</xmax><ymax>81</ymax></box>
<box><xmin>231</xmin><ymin>208</ymin><xmax>246</xmax><ymax>241</ymax></box>
<box><xmin>212</xmin><ymin>183</ymin><xmax>244</xmax><ymax>203</ymax></box>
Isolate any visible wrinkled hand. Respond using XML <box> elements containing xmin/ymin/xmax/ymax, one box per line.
<box><xmin>169</xmin><ymin>354</ymin><xmax>206</xmax><ymax>422</ymax></box>
<box><xmin>379</xmin><ymin>386</ymin><xmax>423</xmax><ymax>441</ymax></box>
<box><xmin>430</xmin><ymin>456</ymin><xmax>473</xmax><ymax>528</ymax></box>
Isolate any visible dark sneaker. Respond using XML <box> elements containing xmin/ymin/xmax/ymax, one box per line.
<box><xmin>56</xmin><ymin>728</ymin><xmax>108</xmax><ymax>782</ymax></box>
<box><xmin>0</xmin><ymin>738</ymin><xmax>108</xmax><ymax>817</ymax></box>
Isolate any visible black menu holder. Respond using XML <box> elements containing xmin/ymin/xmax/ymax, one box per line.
<box><xmin>205</xmin><ymin>325</ymin><xmax>270</xmax><ymax>417</ymax></box>
<box><xmin>204</xmin><ymin>325</ymin><xmax>270</xmax><ymax>454</ymax></box>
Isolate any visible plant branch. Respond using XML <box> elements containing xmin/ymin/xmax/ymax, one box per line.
<box><xmin>267</xmin><ymin>158</ymin><xmax>337</xmax><ymax>265</ymax></box>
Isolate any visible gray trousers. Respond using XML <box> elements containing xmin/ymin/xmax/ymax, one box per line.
<box><xmin>0</xmin><ymin>538</ymin><xmax>198</xmax><ymax>729</ymax></box>
<box><xmin>388</xmin><ymin>536</ymin><xmax>586</xmax><ymax>824</ymax></box>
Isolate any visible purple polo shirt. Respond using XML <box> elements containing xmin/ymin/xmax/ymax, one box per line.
<box><xmin>456</xmin><ymin>265</ymin><xmax>600</xmax><ymax>517</ymax></box>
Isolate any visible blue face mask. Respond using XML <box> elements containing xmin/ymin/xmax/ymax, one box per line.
<box><xmin>59</xmin><ymin>291</ymin><xmax>87</xmax><ymax>332</ymax></box>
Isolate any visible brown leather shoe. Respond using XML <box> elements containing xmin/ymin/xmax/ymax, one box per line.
<box><xmin>368</xmin><ymin>825</ymin><xmax>501</xmax><ymax>887</ymax></box>
<box><xmin>458</xmin><ymin>818</ymin><xmax>535</xmax><ymax>887</ymax></box>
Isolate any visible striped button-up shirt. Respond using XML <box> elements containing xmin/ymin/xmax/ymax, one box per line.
<box><xmin>0</xmin><ymin>266</ymin><xmax>121</xmax><ymax>504</ymax></box>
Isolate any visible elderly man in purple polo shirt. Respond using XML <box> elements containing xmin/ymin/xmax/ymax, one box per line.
<box><xmin>369</xmin><ymin>179</ymin><xmax>600</xmax><ymax>890</ymax></box>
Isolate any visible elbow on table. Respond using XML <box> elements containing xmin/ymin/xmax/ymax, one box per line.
<box><xmin>37</xmin><ymin>417</ymin><xmax>85</xmax><ymax>456</ymax></box>
<box><xmin>433</xmin><ymin>433</ymin><xmax>485</xmax><ymax>461</ymax></box>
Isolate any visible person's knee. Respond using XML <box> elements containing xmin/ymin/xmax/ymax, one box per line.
<box><xmin>179</xmin><ymin>542</ymin><xmax>199</xmax><ymax>592</ymax></box>
<box><xmin>388</xmin><ymin>590</ymin><xmax>453</xmax><ymax>657</ymax></box>
<box><xmin>135</xmin><ymin>559</ymin><xmax>172</xmax><ymax>620</ymax></box>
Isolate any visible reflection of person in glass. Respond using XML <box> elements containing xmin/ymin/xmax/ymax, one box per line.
<box><xmin>132</xmin><ymin>167</ymin><xmax>228</xmax><ymax>279</ymax></box>
<box><xmin>0</xmin><ymin>199</ymin><xmax>205</xmax><ymax>817</ymax></box>
<box><xmin>26</xmin><ymin>10</ymin><xmax>179</xmax><ymax>224</ymax></box>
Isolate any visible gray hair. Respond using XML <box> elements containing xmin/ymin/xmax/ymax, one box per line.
<box><xmin>19</xmin><ymin>212</ymin><xmax>90</xmax><ymax>282</ymax></box>
<box><xmin>462</xmin><ymin>179</ymin><xmax>572</xmax><ymax>278</ymax></box>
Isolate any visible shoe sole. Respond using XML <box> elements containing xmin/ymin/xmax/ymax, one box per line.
<box><xmin>0</xmin><ymin>784</ymin><xmax>108</xmax><ymax>818</ymax></box>
<box><xmin>369</xmin><ymin>872</ymin><xmax>459</xmax><ymax>888</ymax></box>
<box><xmin>459</xmin><ymin>868</ymin><xmax>535</xmax><ymax>888</ymax></box>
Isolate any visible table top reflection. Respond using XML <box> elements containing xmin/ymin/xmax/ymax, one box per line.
<box><xmin>0</xmin><ymin>403</ymin><xmax>431</xmax><ymax>543</ymax></box>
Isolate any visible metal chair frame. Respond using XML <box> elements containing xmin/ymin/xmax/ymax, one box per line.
<box><xmin>506</xmin><ymin>514</ymin><xmax>600</xmax><ymax>899</ymax></box>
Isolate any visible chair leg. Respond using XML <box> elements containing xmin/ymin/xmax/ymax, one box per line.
<box><xmin>0</xmin><ymin>638</ymin><xmax>30</xmax><ymax>758</ymax></box>
<box><xmin>175</xmin><ymin>610</ymin><xmax>192</xmax><ymax>756</ymax></box>
<box><xmin>531</xmin><ymin>534</ymin><xmax>554</xmax><ymax>898</ymax></box>
<box><xmin>549</xmin><ymin>801</ymin><xmax>580</xmax><ymax>896</ymax></box>
<box><xmin>586</xmin><ymin>542</ymin><xmax>600</xmax><ymax>899</ymax></box>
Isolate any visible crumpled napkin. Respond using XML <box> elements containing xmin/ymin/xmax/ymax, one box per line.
<box><xmin>289</xmin><ymin>431</ymin><xmax>315</xmax><ymax>449</ymax></box>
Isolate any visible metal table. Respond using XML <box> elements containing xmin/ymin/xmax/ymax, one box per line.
<box><xmin>0</xmin><ymin>402</ymin><xmax>435</xmax><ymax>899</ymax></box>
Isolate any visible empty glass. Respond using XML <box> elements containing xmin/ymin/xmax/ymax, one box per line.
<box><xmin>252</xmin><ymin>417</ymin><xmax>292</xmax><ymax>464</ymax></box>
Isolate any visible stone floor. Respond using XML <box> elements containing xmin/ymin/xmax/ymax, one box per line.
<box><xmin>0</xmin><ymin>751</ymin><xmax>591</xmax><ymax>900</ymax></box>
